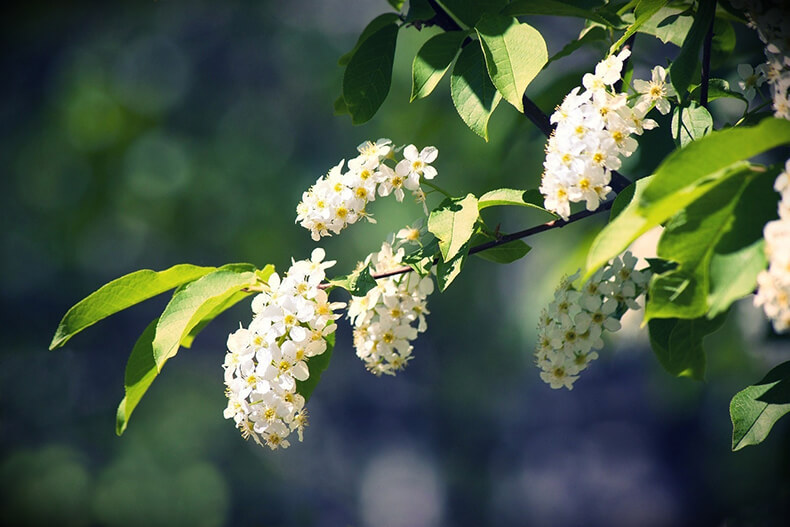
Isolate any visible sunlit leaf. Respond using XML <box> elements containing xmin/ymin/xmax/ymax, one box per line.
<box><xmin>475</xmin><ymin>14</ymin><xmax>547</xmax><ymax>112</ymax></box>
<box><xmin>428</xmin><ymin>194</ymin><xmax>480</xmax><ymax>262</ymax></box>
<box><xmin>50</xmin><ymin>264</ymin><xmax>218</xmax><ymax>350</ymax></box>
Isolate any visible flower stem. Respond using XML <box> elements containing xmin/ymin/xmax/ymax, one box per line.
<box><xmin>422</xmin><ymin>180</ymin><xmax>452</xmax><ymax>198</ymax></box>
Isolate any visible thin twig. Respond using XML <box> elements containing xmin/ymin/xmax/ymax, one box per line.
<box><xmin>336</xmin><ymin>201</ymin><xmax>614</xmax><ymax>285</ymax></box>
<box><xmin>700</xmin><ymin>9</ymin><xmax>716</xmax><ymax>109</ymax></box>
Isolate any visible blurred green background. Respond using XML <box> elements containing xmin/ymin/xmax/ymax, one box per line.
<box><xmin>2</xmin><ymin>1</ymin><xmax>789</xmax><ymax>525</ymax></box>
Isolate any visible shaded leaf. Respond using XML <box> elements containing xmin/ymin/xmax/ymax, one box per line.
<box><xmin>439</xmin><ymin>0</ymin><xmax>508</xmax><ymax>27</ymax></box>
<box><xmin>648</xmin><ymin>313</ymin><xmax>726</xmax><ymax>381</ymax></box>
<box><xmin>474</xmin><ymin>240</ymin><xmax>531</xmax><ymax>263</ymax></box>
<box><xmin>503</xmin><ymin>0</ymin><xmax>614</xmax><ymax>26</ymax></box>
<box><xmin>411</xmin><ymin>31</ymin><xmax>467</xmax><ymax>101</ymax></box>
<box><xmin>436</xmin><ymin>243</ymin><xmax>469</xmax><ymax>291</ymax></box>
<box><xmin>689</xmin><ymin>78</ymin><xmax>748</xmax><ymax>106</ymax></box>
<box><xmin>547</xmin><ymin>26</ymin><xmax>608</xmax><ymax>65</ymax></box>
<box><xmin>295</xmin><ymin>332</ymin><xmax>336</xmax><ymax>402</ymax></box>
<box><xmin>731</xmin><ymin>361</ymin><xmax>790</xmax><ymax>450</ymax></box>
<box><xmin>327</xmin><ymin>263</ymin><xmax>377</xmax><ymax>296</ymax></box>
<box><xmin>116</xmin><ymin>319</ymin><xmax>159</xmax><ymax>435</ymax></box>
<box><xmin>343</xmin><ymin>23</ymin><xmax>399</xmax><ymax>124</ymax></box>
<box><xmin>450</xmin><ymin>42</ymin><xmax>502</xmax><ymax>140</ymax></box>
<box><xmin>670</xmin><ymin>0</ymin><xmax>716</xmax><ymax>97</ymax></box>
<box><xmin>338</xmin><ymin>13</ymin><xmax>401</xmax><ymax>66</ymax></box>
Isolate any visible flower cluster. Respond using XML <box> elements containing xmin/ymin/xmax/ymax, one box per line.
<box><xmin>540</xmin><ymin>49</ymin><xmax>662</xmax><ymax>219</ymax></box>
<box><xmin>733</xmin><ymin>0</ymin><xmax>790</xmax><ymax>118</ymax></box>
<box><xmin>296</xmin><ymin>139</ymin><xmax>439</xmax><ymax>240</ymax></box>
<box><xmin>754</xmin><ymin>160</ymin><xmax>790</xmax><ymax>332</ymax></box>
<box><xmin>222</xmin><ymin>249</ymin><xmax>345</xmax><ymax>449</ymax></box>
<box><xmin>535</xmin><ymin>251</ymin><xmax>649</xmax><ymax>390</ymax></box>
<box><xmin>347</xmin><ymin>241</ymin><xmax>433</xmax><ymax>376</ymax></box>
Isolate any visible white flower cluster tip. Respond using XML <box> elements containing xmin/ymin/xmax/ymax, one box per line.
<box><xmin>754</xmin><ymin>160</ymin><xmax>790</xmax><ymax>332</ymax></box>
<box><xmin>732</xmin><ymin>1</ymin><xmax>790</xmax><ymax>119</ymax></box>
<box><xmin>222</xmin><ymin>248</ymin><xmax>345</xmax><ymax>449</ymax></box>
<box><xmin>541</xmin><ymin>49</ymin><xmax>662</xmax><ymax>220</ymax></box>
<box><xmin>347</xmin><ymin>241</ymin><xmax>433</xmax><ymax>376</ymax></box>
<box><xmin>296</xmin><ymin>139</ymin><xmax>439</xmax><ymax>240</ymax></box>
<box><xmin>535</xmin><ymin>251</ymin><xmax>649</xmax><ymax>390</ymax></box>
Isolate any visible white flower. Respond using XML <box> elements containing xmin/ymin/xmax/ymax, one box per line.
<box><xmin>540</xmin><ymin>55</ymin><xmax>657</xmax><ymax>219</ymax></box>
<box><xmin>348</xmin><ymin>241</ymin><xmax>433</xmax><ymax>376</ymax></box>
<box><xmin>296</xmin><ymin>140</ymin><xmax>440</xmax><ymax>239</ymax></box>
<box><xmin>737</xmin><ymin>64</ymin><xmax>766</xmax><ymax>101</ymax></box>
<box><xmin>223</xmin><ymin>251</ymin><xmax>345</xmax><ymax>449</ymax></box>
<box><xmin>534</xmin><ymin>251</ymin><xmax>650</xmax><ymax>390</ymax></box>
<box><xmin>634</xmin><ymin>65</ymin><xmax>675</xmax><ymax>115</ymax></box>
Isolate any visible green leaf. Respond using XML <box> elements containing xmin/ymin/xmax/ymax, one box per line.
<box><xmin>406</xmin><ymin>0</ymin><xmax>436</xmax><ymax>21</ymax></box>
<box><xmin>637</xmin><ymin>7</ymin><xmax>692</xmax><ymax>46</ymax></box>
<box><xmin>411</xmin><ymin>31</ymin><xmax>467</xmax><ymax>101</ymax></box>
<box><xmin>338</xmin><ymin>13</ymin><xmax>401</xmax><ymax>66</ymax></box>
<box><xmin>689</xmin><ymin>78</ymin><xmax>748</xmax><ymax>106</ymax></box>
<box><xmin>152</xmin><ymin>267</ymin><xmax>257</xmax><ymax>371</ymax></box>
<box><xmin>503</xmin><ymin>0</ymin><xmax>615</xmax><ymax>26</ymax></box>
<box><xmin>669</xmin><ymin>0</ymin><xmax>715</xmax><ymax>98</ymax></box>
<box><xmin>671</xmin><ymin>103</ymin><xmax>713</xmax><ymax>147</ymax></box>
<box><xmin>547</xmin><ymin>26</ymin><xmax>608</xmax><ymax>65</ymax></box>
<box><xmin>342</xmin><ymin>22</ymin><xmax>399</xmax><ymax>124</ymax></box>
<box><xmin>387</xmin><ymin>0</ymin><xmax>405</xmax><ymax>10</ymax></box>
<box><xmin>610</xmin><ymin>0</ymin><xmax>668</xmax><ymax>53</ymax></box>
<box><xmin>179</xmin><ymin>264</ymin><xmax>275</xmax><ymax>349</ymax></box>
<box><xmin>731</xmin><ymin>361</ymin><xmax>790</xmax><ymax>451</ymax></box>
<box><xmin>403</xmin><ymin>238</ymin><xmax>439</xmax><ymax>276</ymax></box>
<box><xmin>474</xmin><ymin>240</ymin><xmax>531</xmax><ymax>263</ymax></box>
<box><xmin>609</xmin><ymin>180</ymin><xmax>636</xmax><ymax>220</ymax></box>
<box><xmin>450</xmin><ymin>42</ymin><xmax>502</xmax><ymax>140</ymax></box>
<box><xmin>436</xmin><ymin>243</ymin><xmax>469</xmax><ymax>291</ymax></box>
<box><xmin>475</xmin><ymin>14</ymin><xmax>547</xmax><ymax>113</ymax></box>
<box><xmin>116</xmin><ymin>319</ymin><xmax>159</xmax><ymax>435</ymax></box>
<box><xmin>585</xmin><ymin>161</ymin><xmax>758</xmax><ymax>280</ymax></box>
<box><xmin>640</xmin><ymin>118</ymin><xmax>790</xmax><ymax>208</ymax></box>
<box><xmin>648</xmin><ymin>313</ymin><xmax>726</xmax><ymax>381</ymax></box>
<box><xmin>327</xmin><ymin>263</ymin><xmax>377</xmax><ymax>296</ymax></box>
<box><xmin>50</xmin><ymin>264</ymin><xmax>218</xmax><ymax>350</ymax></box>
<box><xmin>708</xmin><ymin>169</ymin><xmax>780</xmax><ymax>318</ymax></box>
<box><xmin>295</xmin><ymin>332</ymin><xmax>336</xmax><ymax>402</ymax></box>
<box><xmin>333</xmin><ymin>95</ymin><xmax>349</xmax><ymax>116</ymax></box>
<box><xmin>428</xmin><ymin>194</ymin><xmax>480</xmax><ymax>262</ymax></box>
<box><xmin>437</xmin><ymin>0</ymin><xmax>508</xmax><ymax>27</ymax></box>
<box><xmin>710</xmin><ymin>18</ymin><xmax>736</xmax><ymax>69</ymax></box>
<box><xmin>644</xmin><ymin>175</ymin><xmax>750</xmax><ymax>322</ymax></box>
<box><xmin>477</xmin><ymin>188</ymin><xmax>553</xmax><ymax>214</ymax></box>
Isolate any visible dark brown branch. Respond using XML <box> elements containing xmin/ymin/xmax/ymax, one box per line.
<box><xmin>700</xmin><ymin>7</ymin><xmax>716</xmax><ymax>109</ymax></box>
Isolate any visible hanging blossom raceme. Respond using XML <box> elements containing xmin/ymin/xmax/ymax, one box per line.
<box><xmin>347</xmin><ymin>239</ymin><xmax>433</xmax><ymax>376</ymax></box>
<box><xmin>222</xmin><ymin>249</ymin><xmax>345</xmax><ymax>449</ymax></box>
<box><xmin>535</xmin><ymin>251</ymin><xmax>650</xmax><ymax>390</ymax></box>
<box><xmin>732</xmin><ymin>0</ymin><xmax>790</xmax><ymax>119</ymax></box>
<box><xmin>754</xmin><ymin>160</ymin><xmax>790</xmax><ymax>332</ymax></box>
<box><xmin>296</xmin><ymin>139</ymin><xmax>439</xmax><ymax>241</ymax></box>
<box><xmin>540</xmin><ymin>49</ymin><xmax>663</xmax><ymax>220</ymax></box>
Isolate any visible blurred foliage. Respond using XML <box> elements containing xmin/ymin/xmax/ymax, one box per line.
<box><xmin>2</xmin><ymin>1</ymin><xmax>789</xmax><ymax>526</ymax></box>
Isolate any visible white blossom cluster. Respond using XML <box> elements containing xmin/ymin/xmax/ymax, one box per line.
<box><xmin>732</xmin><ymin>0</ymin><xmax>790</xmax><ymax>118</ymax></box>
<box><xmin>222</xmin><ymin>249</ymin><xmax>345</xmax><ymax>449</ymax></box>
<box><xmin>535</xmin><ymin>251</ymin><xmax>650</xmax><ymax>390</ymax></box>
<box><xmin>754</xmin><ymin>160</ymin><xmax>790</xmax><ymax>332</ymax></box>
<box><xmin>540</xmin><ymin>49</ymin><xmax>664</xmax><ymax>220</ymax></box>
<box><xmin>296</xmin><ymin>139</ymin><xmax>439</xmax><ymax>240</ymax></box>
<box><xmin>347</xmin><ymin>241</ymin><xmax>433</xmax><ymax>376</ymax></box>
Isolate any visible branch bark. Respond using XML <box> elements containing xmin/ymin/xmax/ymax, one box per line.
<box><xmin>700</xmin><ymin>9</ymin><xmax>716</xmax><ymax>109</ymax></box>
